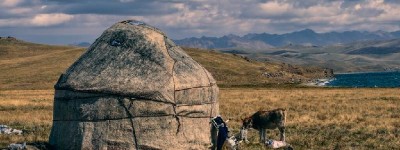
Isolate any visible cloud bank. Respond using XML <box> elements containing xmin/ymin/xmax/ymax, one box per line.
<box><xmin>1</xmin><ymin>0</ymin><xmax>400</xmax><ymax>44</ymax></box>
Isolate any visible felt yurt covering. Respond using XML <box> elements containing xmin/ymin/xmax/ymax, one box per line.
<box><xmin>49</xmin><ymin>20</ymin><xmax>219</xmax><ymax>149</ymax></box>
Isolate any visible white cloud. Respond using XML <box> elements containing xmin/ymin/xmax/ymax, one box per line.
<box><xmin>2</xmin><ymin>0</ymin><xmax>400</xmax><ymax>44</ymax></box>
<box><xmin>1</xmin><ymin>0</ymin><xmax>23</xmax><ymax>7</ymax></box>
<box><xmin>259</xmin><ymin>1</ymin><xmax>291</xmax><ymax>16</ymax></box>
<box><xmin>302</xmin><ymin>3</ymin><xmax>341</xmax><ymax>17</ymax></box>
<box><xmin>8</xmin><ymin>7</ymin><xmax>32</xmax><ymax>15</ymax></box>
<box><xmin>0</xmin><ymin>13</ymin><xmax>74</xmax><ymax>27</ymax></box>
<box><xmin>0</xmin><ymin>18</ymin><xmax>27</xmax><ymax>27</ymax></box>
<box><xmin>30</xmin><ymin>13</ymin><xmax>74</xmax><ymax>26</ymax></box>
<box><xmin>119</xmin><ymin>0</ymin><xmax>134</xmax><ymax>3</ymax></box>
<box><xmin>354</xmin><ymin>4</ymin><xmax>361</xmax><ymax>10</ymax></box>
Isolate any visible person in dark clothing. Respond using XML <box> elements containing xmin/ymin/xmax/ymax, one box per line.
<box><xmin>210</xmin><ymin>116</ymin><xmax>229</xmax><ymax>150</ymax></box>
<box><xmin>217</xmin><ymin>122</ymin><xmax>228</xmax><ymax>150</ymax></box>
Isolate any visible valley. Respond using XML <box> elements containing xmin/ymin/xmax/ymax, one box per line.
<box><xmin>176</xmin><ymin>30</ymin><xmax>400</xmax><ymax>73</ymax></box>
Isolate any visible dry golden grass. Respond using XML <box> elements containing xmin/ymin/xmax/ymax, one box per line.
<box><xmin>1</xmin><ymin>88</ymin><xmax>399</xmax><ymax>149</ymax></box>
<box><xmin>0</xmin><ymin>46</ymin><xmax>85</xmax><ymax>90</ymax></box>
<box><xmin>0</xmin><ymin>90</ymin><xmax>53</xmax><ymax>147</ymax></box>
<box><xmin>0</xmin><ymin>40</ymin><xmax>327</xmax><ymax>90</ymax></box>
<box><xmin>184</xmin><ymin>47</ymin><xmax>327</xmax><ymax>87</ymax></box>
<box><xmin>220</xmin><ymin>88</ymin><xmax>400</xmax><ymax>150</ymax></box>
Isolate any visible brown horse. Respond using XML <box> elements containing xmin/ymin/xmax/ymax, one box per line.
<box><xmin>242</xmin><ymin>108</ymin><xmax>286</xmax><ymax>143</ymax></box>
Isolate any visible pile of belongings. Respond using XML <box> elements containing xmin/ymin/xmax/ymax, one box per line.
<box><xmin>265</xmin><ymin>139</ymin><xmax>293</xmax><ymax>149</ymax></box>
<box><xmin>0</xmin><ymin>125</ymin><xmax>23</xmax><ymax>135</ymax></box>
<box><xmin>8</xmin><ymin>142</ymin><xmax>26</xmax><ymax>150</ymax></box>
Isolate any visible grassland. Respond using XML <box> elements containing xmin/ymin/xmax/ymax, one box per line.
<box><xmin>221</xmin><ymin>88</ymin><xmax>400</xmax><ymax>149</ymax></box>
<box><xmin>1</xmin><ymin>39</ymin><xmax>399</xmax><ymax>149</ymax></box>
<box><xmin>185</xmin><ymin>47</ymin><xmax>330</xmax><ymax>87</ymax></box>
<box><xmin>1</xmin><ymin>88</ymin><xmax>399</xmax><ymax>149</ymax></box>
<box><xmin>0</xmin><ymin>90</ymin><xmax>53</xmax><ymax>147</ymax></box>
<box><xmin>0</xmin><ymin>38</ymin><xmax>328</xmax><ymax>90</ymax></box>
<box><xmin>0</xmin><ymin>39</ymin><xmax>85</xmax><ymax>90</ymax></box>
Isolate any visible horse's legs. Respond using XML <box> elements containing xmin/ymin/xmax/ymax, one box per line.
<box><xmin>259</xmin><ymin>129</ymin><xmax>266</xmax><ymax>143</ymax></box>
<box><xmin>279</xmin><ymin>126</ymin><xmax>285</xmax><ymax>142</ymax></box>
<box><xmin>263</xmin><ymin>129</ymin><xmax>267</xmax><ymax>142</ymax></box>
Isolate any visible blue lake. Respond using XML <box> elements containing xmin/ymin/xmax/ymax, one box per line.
<box><xmin>326</xmin><ymin>71</ymin><xmax>400</xmax><ymax>88</ymax></box>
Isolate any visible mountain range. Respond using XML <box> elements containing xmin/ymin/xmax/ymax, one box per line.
<box><xmin>174</xmin><ymin>29</ymin><xmax>400</xmax><ymax>73</ymax></box>
<box><xmin>175</xmin><ymin>29</ymin><xmax>400</xmax><ymax>50</ymax></box>
<box><xmin>246</xmin><ymin>39</ymin><xmax>400</xmax><ymax>73</ymax></box>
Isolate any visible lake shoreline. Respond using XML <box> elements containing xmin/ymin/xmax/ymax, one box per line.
<box><xmin>327</xmin><ymin>71</ymin><xmax>400</xmax><ymax>88</ymax></box>
<box><xmin>335</xmin><ymin>70</ymin><xmax>400</xmax><ymax>75</ymax></box>
<box><xmin>302</xmin><ymin>78</ymin><xmax>334</xmax><ymax>87</ymax></box>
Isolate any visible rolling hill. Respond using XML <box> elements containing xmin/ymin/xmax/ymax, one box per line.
<box><xmin>243</xmin><ymin>39</ymin><xmax>400</xmax><ymax>73</ymax></box>
<box><xmin>0</xmin><ymin>38</ymin><xmax>85</xmax><ymax>90</ymax></box>
<box><xmin>0</xmin><ymin>38</ymin><xmax>331</xmax><ymax>90</ymax></box>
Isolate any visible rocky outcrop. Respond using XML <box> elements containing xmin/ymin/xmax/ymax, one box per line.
<box><xmin>0</xmin><ymin>36</ymin><xmax>17</xmax><ymax>41</ymax></box>
<box><xmin>280</xmin><ymin>63</ymin><xmax>334</xmax><ymax>79</ymax></box>
<box><xmin>49</xmin><ymin>20</ymin><xmax>219</xmax><ymax>149</ymax></box>
<box><xmin>323</xmin><ymin>68</ymin><xmax>334</xmax><ymax>78</ymax></box>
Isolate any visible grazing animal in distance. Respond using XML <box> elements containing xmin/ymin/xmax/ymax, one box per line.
<box><xmin>242</xmin><ymin>108</ymin><xmax>286</xmax><ymax>143</ymax></box>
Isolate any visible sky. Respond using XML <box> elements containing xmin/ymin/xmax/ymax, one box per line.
<box><xmin>1</xmin><ymin>0</ymin><xmax>400</xmax><ymax>45</ymax></box>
